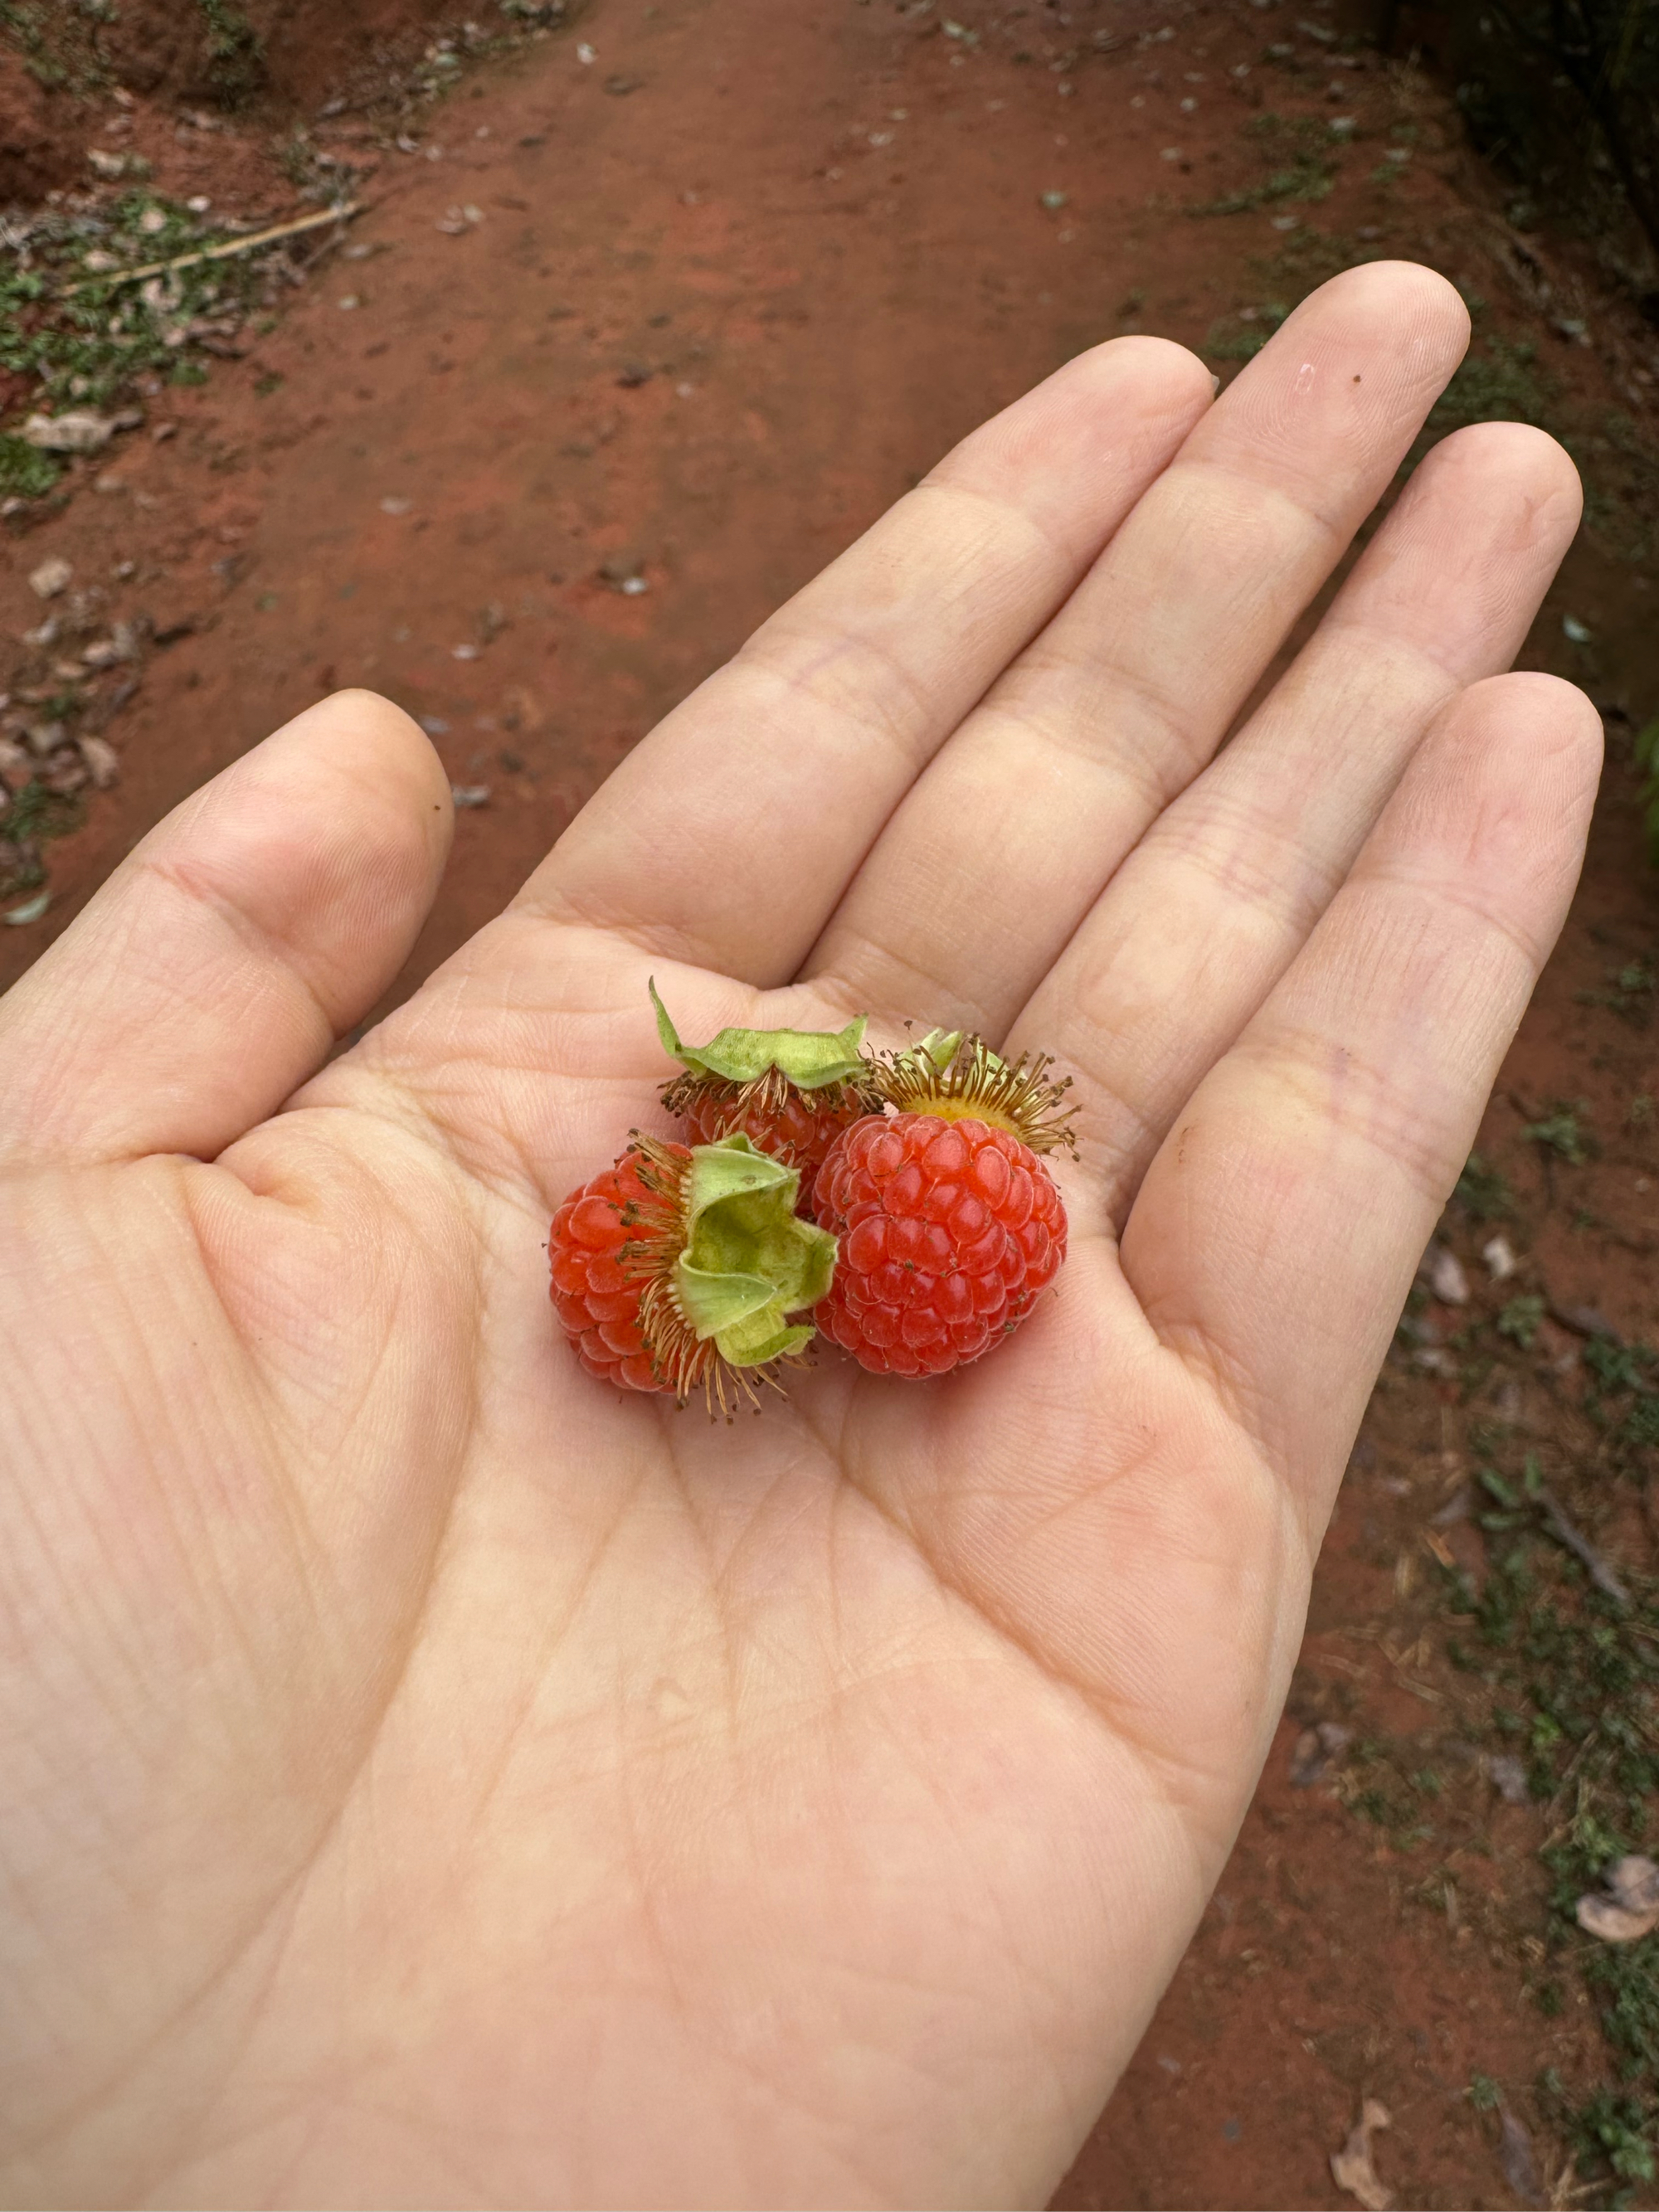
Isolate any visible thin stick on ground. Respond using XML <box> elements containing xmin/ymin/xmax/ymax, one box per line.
<box><xmin>1537</xmin><ymin>1485</ymin><xmax>1632</xmax><ymax>1607</ymax></box>
<box><xmin>61</xmin><ymin>204</ymin><xmax>362</xmax><ymax>295</ymax></box>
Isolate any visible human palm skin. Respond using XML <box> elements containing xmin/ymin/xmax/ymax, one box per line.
<box><xmin>0</xmin><ymin>265</ymin><xmax>1600</xmax><ymax>2208</ymax></box>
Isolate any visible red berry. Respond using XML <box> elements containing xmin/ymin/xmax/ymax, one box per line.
<box><xmin>812</xmin><ymin>1112</ymin><xmax>1068</xmax><ymax>1378</ymax></box>
<box><xmin>549</xmin><ymin>1145</ymin><xmax>687</xmax><ymax>1394</ymax></box>
<box><xmin>550</xmin><ymin>1133</ymin><xmax>839</xmax><ymax>1407</ymax></box>
<box><xmin>677</xmin><ymin>1081</ymin><xmax>868</xmax><ymax>1209</ymax></box>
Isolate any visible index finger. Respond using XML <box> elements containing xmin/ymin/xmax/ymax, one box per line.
<box><xmin>518</xmin><ymin>338</ymin><xmax>1214</xmax><ymax>985</ymax></box>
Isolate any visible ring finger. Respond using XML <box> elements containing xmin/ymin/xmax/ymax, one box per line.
<box><xmin>1014</xmin><ymin>416</ymin><xmax>1583</xmax><ymax>1219</ymax></box>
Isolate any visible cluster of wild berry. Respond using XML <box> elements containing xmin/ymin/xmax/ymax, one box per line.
<box><xmin>548</xmin><ymin>989</ymin><xmax>1073</xmax><ymax>1407</ymax></box>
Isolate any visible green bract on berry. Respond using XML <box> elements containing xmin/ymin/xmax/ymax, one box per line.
<box><xmin>550</xmin><ymin>1131</ymin><xmax>839</xmax><ymax>1411</ymax></box>
<box><xmin>651</xmin><ymin>980</ymin><xmax>883</xmax><ymax>1209</ymax></box>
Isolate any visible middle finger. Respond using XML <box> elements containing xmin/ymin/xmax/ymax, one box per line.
<box><xmin>802</xmin><ymin>263</ymin><xmax>1471</xmax><ymax>1033</ymax></box>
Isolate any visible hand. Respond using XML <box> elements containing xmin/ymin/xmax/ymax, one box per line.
<box><xmin>0</xmin><ymin>263</ymin><xmax>1597</xmax><ymax>2209</ymax></box>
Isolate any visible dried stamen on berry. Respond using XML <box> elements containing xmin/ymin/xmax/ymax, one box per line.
<box><xmin>615</xmin><ymin>1136</ymin><xmax>731</xmax><ymax>1407</ymax></box>
<box><xmin>659</xmin><ymin>1061</ymin><xmax>882</xmax><ymax>1129</ymax></box>
<box><xmin>874</xmin><ymin>1033</ymin><xmax>1078</xmax><ymax>1158</ymax></box>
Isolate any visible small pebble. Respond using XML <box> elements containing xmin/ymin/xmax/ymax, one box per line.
<box><xmin>28</xmin><ymin>556</ymin><xmax>72</xmax><ymax>600</ymax></box>
<box><xmin>1486</xmin><ymin>1753</ymin><xmax>1530</xmax><ymax>1806</ymax></box>
<box><xmin>78</xmin><ymin>734</ymin><xmax>120</xmax><ymax>790</ymax></box>
<box><xmin>1482</xmin><ymin>1234</ymin><xmax>1517</xmax><ymax>1281</ymax></box>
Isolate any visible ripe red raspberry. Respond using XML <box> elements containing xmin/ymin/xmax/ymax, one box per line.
<box><xmin>652</xmin><ymin>981</ymin><xmax>881</xmax><ymax>1211</ymax></box>
<box><xmin>550</xmin><ymin>1132</ymin><xmax>838</xmax><ymax>1407</ymax></box>
<box><xmin>814</xmin><ymin>1115</ymin><xmax>1068</xmax><ymax>1376</ymax></box>
<box><xmin>550</xmin><ymin>1145</ymin><xmax>680</xmax><ymax>1394</ymax></box>
<box><xmin>813</xmin><ymin>1035</ymin><xmax>1073</xmax><ymax>1378</ymax></box>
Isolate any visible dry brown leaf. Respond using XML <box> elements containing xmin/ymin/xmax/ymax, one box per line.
<box><xmin>1609</xmin><ymin>1855</ymin><xmax>1659</xmax><ymax>1913</ymax></box>
<box><xmin>1577</xmin><ymin>1855</ymin><xmax>1659</xmax><ymax>1942</ymax></box>
<box><xmin>1498</xmin><ymin>2103</ymin><xmax>1542</xmax><ymax>2209</ymax></box>
<box><xmin>1577</xmin><ymin>1894</ymin><xmax>1657</xmax><ymax>1942</ymax></box>
<box><xmin>1331</xmin><ymin>2097</ymin><xmax>1393</xmax><ymax>2212</ymax></box>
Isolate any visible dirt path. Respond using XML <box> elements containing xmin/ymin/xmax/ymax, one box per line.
<box><xmin>5</xmin><ymin>2</ymin><xmax>1659</xmax><ymax>2204</ymax></box>
<box><xmin>9</xmin><ymin>0</ymin><xmax>1277</xmax><ymax>994</ymax></box>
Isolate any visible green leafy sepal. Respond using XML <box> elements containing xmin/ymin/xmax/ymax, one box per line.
<box><xmin>909</xmin><ymin>1027</ymin><xmax>966</xmax><ymax>1076</ymax></box>
<box><xmin>673</xmin><ymin>1134</ymin><xmax>838</xmax><ymax>1367</ymax></box>
<box><xmin>651</xmin><ymin>980</ymin><xmax>869</xmax><ymax>1091</ymax></box>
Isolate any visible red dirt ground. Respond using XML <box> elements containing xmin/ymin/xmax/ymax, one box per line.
<box><xmin>4</xmin><ymin>1</ymin><xmax>1659</xmax><ymax>2205</ymax></box>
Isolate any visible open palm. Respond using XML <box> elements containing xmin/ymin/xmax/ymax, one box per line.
<box><xmin>0</xmin><ymin>265</ymin><xmax>1599</xmax><ymax>2208</ymax></box>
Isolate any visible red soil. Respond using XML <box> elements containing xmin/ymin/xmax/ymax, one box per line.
<box><xmin>4</xmin><ymin>0</ymin><xmax>1658</xmax><ymax>2202</ymax></box>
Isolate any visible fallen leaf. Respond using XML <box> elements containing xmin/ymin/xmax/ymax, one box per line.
<box><xmin>1331</xmin><ymin>2098</ymin><xmax>1392</xmax><ymax>2212</ymax></box>
<box><xmin>1550</xmin><ymin>1300</ymin><xmax>1619</xmax><ymax>1340</ymax></box>
<box><xmin>1611</xmin><ymin>1855</ymin><xmax>1659</xmax><ymax>1913</ymax></box>
<box><xmin>78</xmin><ymin>735</ymin><xmax>120</xmax><ymax>790</ymax></box>
<box><xmin>1498</xmin><ymin>2104</ymin><xmax>1542</xmax><ymax>2209</ymax></box>
<box><xmin>1486</xmin><ymin>1753</ymin><xmax>1530</xmax><ymax>1806</ymax></box>
<box><xmin>1576</xmin><ymin>1894</ymin><xmax>1653</xmax><ymax>1942</ymax></box>
<box><xmin>1290</xmin><ymin>1720</ymin><xmax>1353</xmax><ymax>1787</ymax></box>
<box><xmin>1576</xmin><ymin>1858</ymin><xmax>1659</xmax><ymax>1942</ymax></box>
<box><xmin>22</xmin><ymin>410</ymin><xmax>116</xmax><ymax>455</ymax></box>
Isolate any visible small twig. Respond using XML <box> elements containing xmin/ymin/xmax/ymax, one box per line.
<box><xmin>1538</xmin><ymin>1485</ymin><xmax>1632</xmax><ymax>1606</ymax></box>
<box><xmin>63</xmin><ymin>202</ymin><xmax>360</xmax><ymax>294</ymax></box>
<box><xmin>1543</xmin><ymin>1737</ymin><xmax>1598</xmax><ymax>1820</ymax></box>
